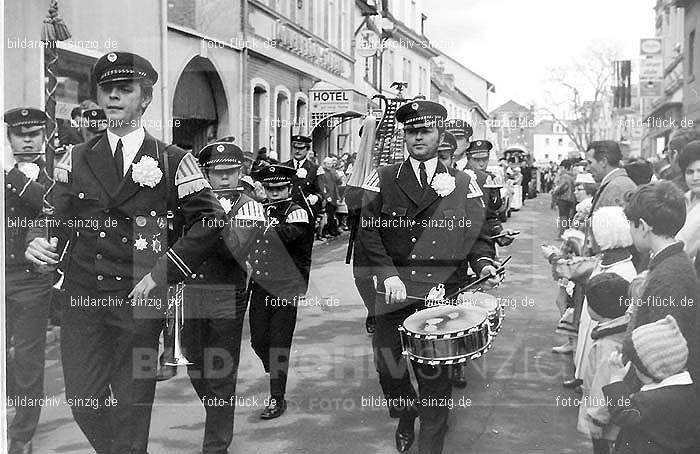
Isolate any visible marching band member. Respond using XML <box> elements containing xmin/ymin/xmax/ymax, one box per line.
<box><xmin>358</xmin><ymin>100</ymin><xmax>499</xmax><ymax>454</ymax></box>
<box><xmin>445</xmin><ymin>119</ymin><xmax>473</xmax><ymax>172</ymax></box>
<box><xmin>4</xmin><ymin>107</ymin><xmax>53</xmax><ymax>454</ymax></box>
<box><xmin>182</xmin><ymin>140</ymin><xmax>265</xmax><ymax>453</ymax></box>
<box><xmin>249</xmin><ymin>164</ymin><xmax>314</xmax><ymax>419</ymax></box>
<box><xmin>25</xmin><ymin>51</ymin><xmax>226</xmax><ymax>454</ymax></box>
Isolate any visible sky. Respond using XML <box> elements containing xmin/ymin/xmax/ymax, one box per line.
<box><xmin>424</xmin><ymin>0</ymin><xmax>656</xmax><ymax>113</ymax></box>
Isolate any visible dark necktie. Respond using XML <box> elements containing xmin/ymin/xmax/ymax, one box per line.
<box><xmin>114</xmin><ymin>139</ymin><xmax>124</xmax><ymax>178</ymax></box>
<box><xmin>419</xmin><ymin>162</ymin><xmax>428</xmax><ymax>190</ymax></box>
<box><xmin>296</xmin><ymin>160</ymin><xmax>301</xmax><ymax>170</ymax></box>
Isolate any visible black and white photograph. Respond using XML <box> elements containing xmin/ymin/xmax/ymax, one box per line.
<box><xmin>2</xmin><ymin>0</ymin><xmax>700</xmax><ymax>453</ymax></box>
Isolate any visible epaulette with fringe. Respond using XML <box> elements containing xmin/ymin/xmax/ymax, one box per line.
<box><xmin>361</xmin><ymin>169</ymin><xmax>380</xmax><ymax>193</ymax></box>
<box><xmin>235</xmin><ymin>200</ymin><xmax>266</xmax><ymax>222</ymax></box>
<box><xmin>286</xmin><ymin>208</ymin><xmax>309</xmax><ymax>224</ymax></box>
<box><xmin>175</xmin><ymin>153</ymin><xmax>211</xmax><ymax>199</ymax></box>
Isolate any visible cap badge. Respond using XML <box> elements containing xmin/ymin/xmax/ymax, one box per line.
<box><xmin>216</xmin><ymin>145</ymin><xmax>225</xmax><ymax>152</ymax></box>
<box><xmin>411</xmin><ymin>103</ymin><xmax>419</xmax><ymax>110</ymax></box>
<box><xmin>270</xmin><ymin>167</ymin><xmax>275</xmax><ymax>172</ymax></box>
<box><xmin>21</xmin><ymin>109</ymin><xmax>28</xmax><ymax>116</ymax></box>
<box><xmin>477</xmin><ymin>141</ymin><xmax>482</xmax><ymax>146</ymax></box>
<box><xmin>91</xmin><ymin>111</ymin><xmax>97</xmax><ymax>117</ymax></box>
<box><xmin>107</xmin><ymin>52</ymin><xmax>117</xmax><ymax>62</ymax></box>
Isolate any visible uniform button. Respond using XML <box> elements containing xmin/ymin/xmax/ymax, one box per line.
<box><xmin>97</xmin><ymin>275</ymin><xmax>104</xmax><ymax>281</ymax></box>
<box><xmin>256</xmin><ymin>239</ymin><xmax>260</xmax><ymax>244</ymax></box>
<box><xmin>103</xmin><ymin>208</ymin><xmax>110</xmax><ymax>214</ymax></box>
<box><xmin>264</xmin><ymin>272</ymin><xmax>269</xmax><ymax>276</ymax></box>
<box><xmin>255</xmin><ymin>260</ymin><xmax>259</xmax><ymax>264</ymax></box>
<box><xmin>411</xmin><ymin>270</ymin><xmax>416</xmax><ymax>275</ymax></box>
<box><xmin>432</xmin><ymin>241</ymin><xmax>436</xmax><ymax>245</ymax></box>
<box><xmin>78</xmin><ymin>192</ymin><xmax>85</xmax><ymax>199</ymax></box>
<box><xmin>96</xmin><ymin>253</ymin><xmax>103</xmax><ymax>259</ymax></box>
<box><xmin>115</xmin><ymin>276</ymin><xmax>122</xmax><ymax>281</ymax></box>
<box><xmin>6</xmin><ymin>184</ymin><xmax>11</xmax><ymax>189</ymax></box>
<box><xmin>264</xmin><ymin>240</ymin><xmax>269</xmax><ymax>244</ymax></box>
<box><xmin>411</xmin><ymin>238</ymin><xmax>416</xmax><ymax>243</ymax></box>
<box><xmin>9</xmin><ymin>207</ymin><xmax>14</xmax><ymax>212</ymax></box>
<box><xmin>411</xmin><ymin>221</ymin><xmax>416</xmax><ymax>226</ymax></box>
<box><xmin>255</xmin><ymin>249</ymin><xmax>259</xmax><ymax>253</ymax></box>
<box><xmin>411</xmin><ymin>254</ymin><xmax>416</xmax><ymax>259</ymax></box>
<box><xmin>121</xmin><ymin>237</ymin><xmax>128</xmax><ymax>243</ymax></box>
<box><xmin>427</xmin><ymin>273</ymin><xmax>432</xmax><ymax>278</ymax></box>
<box><xmin>9</xmin><ymin>254</ymin><xmax>15</xmax><ymax>259</ymax></box>
<box><xmin>392</xmin><ymin>211</ymin><xmax>396</xmax><ymax>216</ymax></box>
<box><xmin>191</xmin><ymin>274</ymin><xmax>197</xmax><ymax>279</ymax></box>
<box><xmin>262</xmin><ymin>251</ymin><xmax>267</xmax><ymax>255</ymax></box>
<box><xmin>12</xmin><ymin>188</ymin><xmax>17</xmax><ymax>193</ymax></box>
<box><xmin>199</xmin><ymin>274</ymin><xmax>204</xmax><ymax>279</ymax></box>
<box><xmin>256</xmin><ymin>270</ymin><xmax>261</xmax><ymax>275</ymax></box>
<box><xmin>150</xmin><ymin>210</ymin><xmax>157</xmax><ymax>216</ymax></box>
<box><xmin>429</xmin><ymin>256</ymin><xmax>434</xmax><ymax>260</ymax></box>
<box><xmin>99</xmin><ymin>231</ymin><xmax>106</xmax><ymax>238</ymax></box>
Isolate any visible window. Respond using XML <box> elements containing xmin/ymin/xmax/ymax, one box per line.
<box><xmin>544</xmin><ymin>154</ymin><xmax>549</xmax><ymax>160</ymax></box>
<box><xmin>545</xmin><ymin>138</ymin><xmax>550</xmax><ymax>146</ymax></box>
<box><xmin>253</xmin><ymin>86</ymin><xmax>268</xmax><ymax>153</ymax></box>
<box><xmin>275</xmin><ymin>89</ymin><xmax>290</xmax><ymax>161</ymax></box>
<box><xmin>558</xmin><ymin>138</ymin><xmax>563</xmax><ymax>146</ymax></box>
<box><xmin>418</xmin><ymin>66</ymin><xmax>426</xmax><ymax>95</ymax></box>
<box><xmin>383</xmin><ymin>50</ymin><xmax>394</xmax><ymax>88</ymax></box>
<box><xmin>402</xmin><ymin>57</ymin><xmax>412</xmax><ymax>87</ymax></box>
<box><xmin>689</xmin><ymin>29</ymin><xmax>695</xmax><ymax>77</ymax></box>
<box><xmin>295</xmin><ymin>97</ymin><xmax>308</xmax><ymax>134</ymax></box>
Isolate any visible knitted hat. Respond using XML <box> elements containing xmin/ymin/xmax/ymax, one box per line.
<box><xmin>591</xmin><ymin>206</ymin><xmax>633</xmax><ymax>250</ymax></box>
<box><xmin>622</xmin><ymin>315</ymin><xmax>688</xmax><ymax>382</ymax></box>
<box><xmin>585</xmin><ymin>272</ymin><xmax>629</xmax><ymax>319</ymax></box>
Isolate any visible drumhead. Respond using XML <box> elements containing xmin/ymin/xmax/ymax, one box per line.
<box><xmin>403</xmin><ymin>305</ymin><xmax>488</xmax><ymax>335</ymax></box>
<box><xmin>458</xmin><ymin>291</ymin><xmax>498</xmax><ymax>311</ymax></box>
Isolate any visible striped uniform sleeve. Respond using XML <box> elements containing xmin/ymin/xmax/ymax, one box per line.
<box><xmin>286</xmin><ymin>208</ymin><xmax>309</xmax><ymax>224</ymax></box>
<box><xmin>175</xmin><ymin>152</ymin><xmax>211</xmax><ymax>199</ymax></box>
<box><xmin>361</xmin><ymin>169</ymin><xmax>380</xmax><ymax>193</ymax></box>
<box><xmin>234</xmin><ymin>200</ymin><xmax>266</xmax><ymax>222</ymax></box>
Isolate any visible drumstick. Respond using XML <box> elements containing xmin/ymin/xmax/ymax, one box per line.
<box><xmin>442</xmin><ymin>256</ymin><xmax>512</xmax><ymax>301</ymax></box>
<box><xmin>488</xmin><ymin>231</ymin><xmax>520</xmax><ymax>240</ymax></box>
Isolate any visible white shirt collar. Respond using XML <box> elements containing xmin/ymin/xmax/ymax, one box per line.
<box><xmin>293</xmin><ymin>158</ymin><xmax>307</xmax><ymax>169</ymax></box>
<box><xmin>641</xmin><ymin>371</ymin><xmax>692</xmax><ymax>391</ymax></box>
<box><xmin>408</xmin><ymin>156</ymin><xmax>438</xmax><ymax>187</ymax></box>
<box><xmin>107</xmin><ymin>127</ymin><xmax>146</xmax><ymax>176</ymax></box>
<box><xmin>454</xmin><ymin>156</ymin><xmax>469</xmax><ymax>171</ymax></box>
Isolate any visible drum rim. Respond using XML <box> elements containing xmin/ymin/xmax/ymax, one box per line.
<box><xmin>402</xmin><ymin>305</ymin><xmax>489</xmax><ymax>336</ymax></box>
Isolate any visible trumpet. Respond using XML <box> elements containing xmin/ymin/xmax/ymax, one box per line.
<box><xmin>164</xmin><ymin>282</ymin><xmax>192</xmax><ymax>367</ymax></box>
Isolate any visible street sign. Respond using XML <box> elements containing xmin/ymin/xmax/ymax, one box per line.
<box><xmin>640</xmin><ymin>38</ymin><xmax>663</xmax><ymax>56</ymax></box>
<box><xmin>640</xmin><ymin>55</ymin><xmax>664</xmax><ymax>81</ymax></box>
<box><xmin>640</xmin><ymin>80</ymin><xmax>663</xmax><ymax>97</ymax></box>
<box><xmin>357</xmin><ymin>29</ymin><xmax>381</xmax><ymax>58</ymax></box>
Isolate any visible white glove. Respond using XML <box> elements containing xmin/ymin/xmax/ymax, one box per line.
<box><xmin>307</xmin><ymin>194</ymin><xmax>319</xmax><ymax>205</ymax></box>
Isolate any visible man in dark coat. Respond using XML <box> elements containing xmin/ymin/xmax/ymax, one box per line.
<box><xmin>25</xmin><ymin>51</ymin><xmax>226</xmax><ymax>454</ymax></box>
<box><xmin>359</xmin><ymin>100</ymin><xmax>500</xmax><ymax>454</ymax></box>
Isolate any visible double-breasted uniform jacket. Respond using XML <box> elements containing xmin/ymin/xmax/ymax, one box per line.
<box><xmin>39</xmin><ymin>132</ymin><xmax>226</xmax><ymax>292</ymax></box>
<box><xmin>359</xmin><ymin>159</ymin><xmax>495</xmax><ymax>304</ymax></box>
<box><xmin>5</xmin><ymin>160</ymin><xmax>52</xmax><ymax>272</ymax></box>
<box><xmin>455</xmin><ymin>160</ymin><xmax>503</xmax><ymax>239</ymax></box>
<box><xmin>284</xmin><ymin>158</ymin><xmax>322</xmax><ymax>216</ymax></box>
<box><xmin>249</xmin><ymin>199</ymin><xmax>313</xmax><ymax>295</ymax></box>
<box><xmin>185</xmin><ymin>189</ymin><xmax>265</xmax><ymax>289</ymax></box>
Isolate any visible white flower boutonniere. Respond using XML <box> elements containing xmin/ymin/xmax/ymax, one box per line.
<box><xmin>132</xmin><ymin>156</ymin><xmax>163</xmax><ymax>188</ymax></box>
<box><xmin>218</xmin><ymin>196</ymin><xmax>233</xmax><ymax>215</ymax></box>
<box><xmin>431</xmin><ymin>172</ymin><xmax>456</xmax><ymax>197</ymax></box>
<box><xmin>296</xmin><ymin>167</ymin><xmax>308</xmax><ymax>179</ymax></box>
<box><xmin>17</xmin><ymin>162</ymin><xmax>41</xmax><ymax>181</ymax></box>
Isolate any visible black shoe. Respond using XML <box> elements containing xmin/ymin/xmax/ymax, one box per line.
<box><xmin>365</xmin><ymin>316</ymin><xmax>376</xmax><ymax>335</ymax></box>
<box><xmin>562</xmin><ymin>378</ymin><xmax>583</xmax><ymax>388</ymax></box>
<box><xmin>395</xmin><ymin>419</ymin><xmax>415</xmax><ymax>453</ymax></box>
<box><xmin>9</xmin><ymin>440</ymin><xmax>33</xmax><ymax>454</ymax></box>
<box><xmin>260</xmin><ymin>398</ymin><xmax>287</xmax><ymax>419</ymax></box>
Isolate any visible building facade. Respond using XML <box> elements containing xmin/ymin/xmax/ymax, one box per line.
<box><xmin>532</xmin><ymin>120</ymin><xmax>578</xmax><ymax>164</ymax></box>
<box><xmin>489</xmin><ymin>100</ymin><xmax>535</xmax><ymax>154</ymax></box>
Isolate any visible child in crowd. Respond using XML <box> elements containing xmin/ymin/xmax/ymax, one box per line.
<box><xmin>578</xmin><ymin>272</ymin><xmax>630</xmax><ymax>454</ymax></box>
<box><xmin>604</xmin><ymin>315</ymin><xmax>698</xmax><ymax>453</ymax></box>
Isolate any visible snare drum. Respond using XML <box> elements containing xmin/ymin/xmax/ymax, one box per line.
<box><xmin>458</xmin><ymin>291</ymin><xmax>505</xmax><ymax>336</ymax></box>
<box><xmin>399</xmin><ymin>305</ymin><xmax>491</xmax><ymax>366</ymax></box>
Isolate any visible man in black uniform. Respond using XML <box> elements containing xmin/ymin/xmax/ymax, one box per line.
<box><xmin>283</xmin><ymin>134</ymin><xmax>322</xmax><ymax>220</ymax></box>
<box><xmin>4</xmin><ymin>108</ymin><xmax>53</xmax><ymax>454</ymax></box>
<box><xmin>249</xmin><ymin>164</ymin><xmax>314</xmax><ymax>419</ymax></box>
<box><xmin>359</xmin><ymin>101</ymin><xmax>500</xmax><ymax>454</ymax></box>
<box><xmin>25</xmin><ymin>51</ymin><xmax>226</xmax><ymax>454</ymax></box>
<box><xmin>445</xmin><ymin>119</ymin><xmax>473</xmax><ymax>172</ymax></box>
<box><xmin>436</xmin><ymin>132</ymin><xmax>458</xmax><ymax>168</ymax></box>
<box><xmin>181</xmin><ymin>140</ymin><xmax>265</xmax><ymax>453</ymax></box>
<box><xmin>466</xmin><ymin>139</ymin><xmax>516</xmax><ymax>247</ymax></box>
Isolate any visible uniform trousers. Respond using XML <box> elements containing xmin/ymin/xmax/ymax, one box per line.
<box><xmin>183</xmin><ymin>285</ymin><xmax>248</xmax><ymax>454</ymax></box>
<box><xmin>373</xmin><ymin>281</ymin><xmax>458</xmax><ymax>454</ymax></box>
<box><xmin>61</xmin><ymin>280</ymin><xmax>164</xmax><ymax>454</ymax></box>
<box><xmin>248</xmin><ymin>280</ymin><xmax>301</xmax><ymax>399</ymax></box>
<box><xmin>5</xmin><ymin>269</ymin><xmax>52</xmax><ymax>443</ymax></box>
